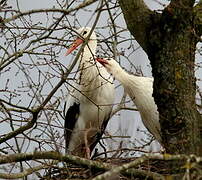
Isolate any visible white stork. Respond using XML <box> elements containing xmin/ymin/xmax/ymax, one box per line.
<box><xmin>64</xmin><ymin>27</ymin><xmax>115</xmax><ymax>158</ymax></box>
<box><xmin>96</xmin><ymin>57</ymin><xmax>162</xmax><ymax>145</ymax></box>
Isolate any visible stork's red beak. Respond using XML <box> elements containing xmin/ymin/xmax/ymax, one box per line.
<box><xmin>65</xmin><ymin>38</ymin><xmax>84</xmax><ymax>56</ymax></box>
<box><xmin>96</xmin><ymin>58</ymin><xmax>109</xmax><ymax>66</ymax></box>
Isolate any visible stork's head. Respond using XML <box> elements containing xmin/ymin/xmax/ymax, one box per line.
<box><xmin>65</xmin><ymin>27</ymin><xmax>97</xmax><ymax>55</ymax></box>
<box><xmin>96</xmin><ymin>58</ymin><xmax>123</xmax><ymax>76</ymax></box>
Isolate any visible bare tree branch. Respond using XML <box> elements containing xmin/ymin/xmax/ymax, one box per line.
<box><xmin>0</xmin><ymin>151</ymin><xmax>201</xmax><ymax>179</ymax></box>
<box><xmin>0</xmin><ymin>164</ymin><xmax>51</xmax><ymax>179</ymax></box>
<box><xmin>0</xmin><ymin>74</ymin><xmax>66</xmax><ymax>144</ymax></box>
<box><xmin>92</xmin><ymin>153</ymin><xmax>201</xmax><ymax>180</ymax></box>
<box><xmin>3</xmin><ymin>0</ymin><xmax>98</xmax><ymax>24</ymax></box>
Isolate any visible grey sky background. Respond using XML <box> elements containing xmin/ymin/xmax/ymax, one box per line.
<box><xmin>0</xmin><ymin>0</ymin><xmax>201</xmax><ymax>160</ymax></box>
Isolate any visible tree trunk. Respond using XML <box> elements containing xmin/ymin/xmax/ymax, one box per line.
<box><xmin>119</xmin><ymin>0</ymin><xmax>202</xmax><ymax>155</ymax></box>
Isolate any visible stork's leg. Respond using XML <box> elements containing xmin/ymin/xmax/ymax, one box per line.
<box><xmin>84</xmin><ymin>129</ymin><xmax>91</xmax><ymax>159</ymax></box>
<box><xmin>85</xmin><ymin>147</ymin><xmax>91</xmax><ymax>159</ymax></box>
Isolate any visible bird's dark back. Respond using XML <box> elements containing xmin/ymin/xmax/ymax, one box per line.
<box><xmin>64</xmin><ymin>102</ymin><xmax>80</xmax><ymax>151</ymax></box>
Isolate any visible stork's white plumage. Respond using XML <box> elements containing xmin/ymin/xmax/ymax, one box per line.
<box><xmin>64</xmin><ymin>27</ymin><xmax>115</xmax><ymax>158</ymax></box>
<box><xmin>96</xmin><ymin>58</ymin><xmax>162</xmax><ymax>144</ymax></box>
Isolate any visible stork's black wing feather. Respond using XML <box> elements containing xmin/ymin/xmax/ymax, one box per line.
<box><xmin>64</xmin><ymin>102</ymin><xmax>80</xmax><ymax>151</ymax></box>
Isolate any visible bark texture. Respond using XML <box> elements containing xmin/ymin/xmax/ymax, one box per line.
<box><xmin>119</xmin><ymin>0</ymin><xmax>202</xmax><ymax>155</ymax></box>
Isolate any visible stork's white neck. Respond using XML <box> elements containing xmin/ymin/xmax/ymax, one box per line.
<box><xmin>78</xmin><ymin>38</ymin><xmax>99</xmax><ymax>86</ymax></box>
<box><xmin>80</xmin><ymin>39</ymin><xmax>97</xmax><ymax>62</ymax></box>
<box><xmin>108</xmin><ymin>63</ymin><xmax>129</xmax><ymax>84</ymax></box>
<box><xmin>78</xmin><ymin>38</ymin><xmax>112</xmax><ymax>100</ymax></box>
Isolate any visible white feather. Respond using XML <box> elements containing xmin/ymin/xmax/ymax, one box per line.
<box><xmin>97</xmin><ymin>58</ymin><xmax>162</xmax><ymax>144</ymax></box>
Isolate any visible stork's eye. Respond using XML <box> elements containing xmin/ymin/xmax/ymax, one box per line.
<box><xmin>83</xmin><ymin>31</ymin><xmax>87</xmax><ymax>35</ymax></box>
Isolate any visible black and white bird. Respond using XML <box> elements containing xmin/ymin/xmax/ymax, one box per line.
<box><xmin>96</xmin><ymin>57</ymin><xmax>162</xmax><ymax>145</ymax></box>
<box><xmin>64</xmin><ymin>27</ymin><xmax>115</xmax><ymax>158</ymax></box>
